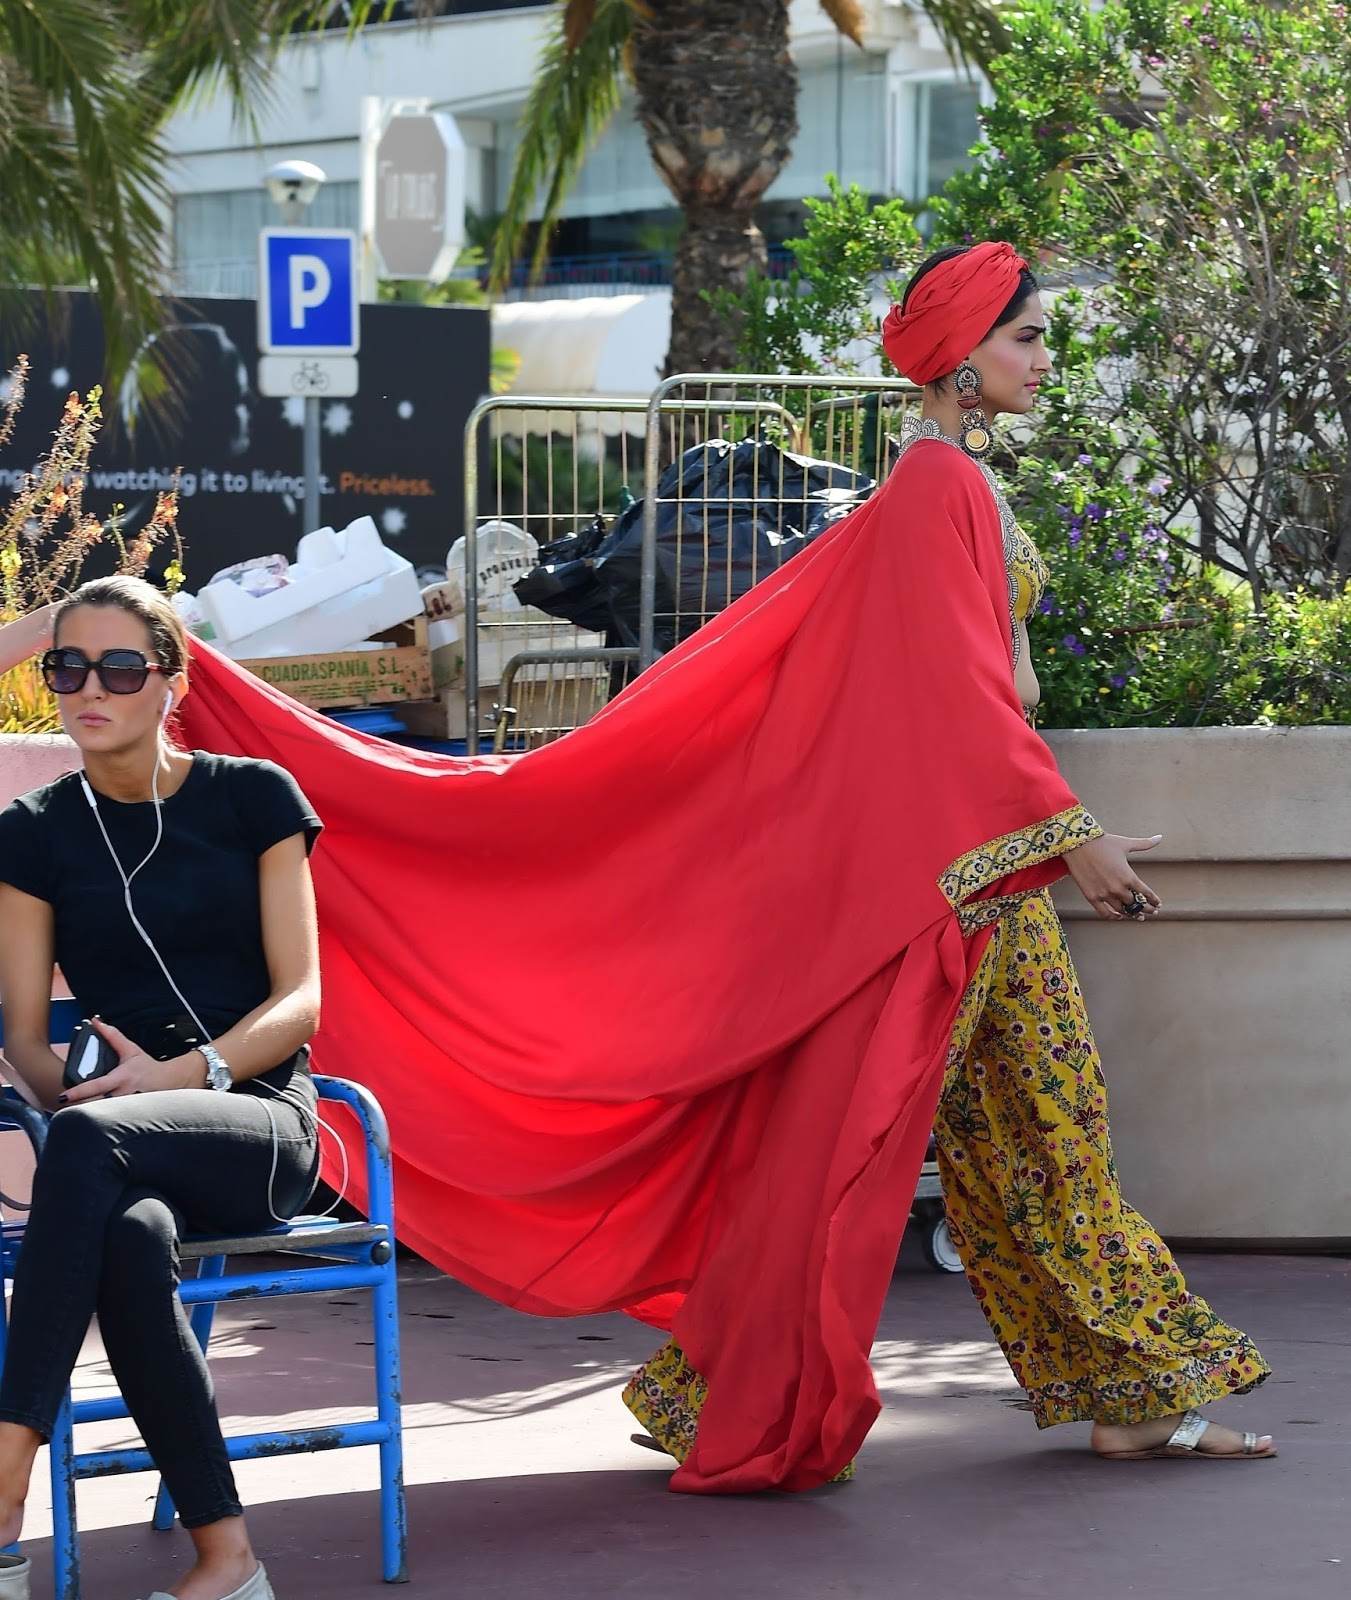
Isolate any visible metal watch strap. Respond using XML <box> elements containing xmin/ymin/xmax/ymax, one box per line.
<box><xmin>199</xmin><ymin>1043</ymin><xmax>233</xmax><ymax>1091</ymax></box>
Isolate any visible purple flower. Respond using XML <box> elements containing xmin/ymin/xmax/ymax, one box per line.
<box><xmin>1162</xmin><ymin>603</ymin><xmax>1175</xmax><ymax>621</ymax></box>
<box><xmin>1110</xmin><ymin>675</ymin><xmax>1127</xmax><ymax>689</ymax></box>
<box><xmin>1076</xmin><ymin>453</ymin><xmax>1093</xmax><ymax>465</ymax></box>
<box><xmin>1063</xmin><ymin>634</ymin><xmax>1088</xmax><ymax>656</ymax></box>
<box><xmin>1038</xmin><ymin>595</ymin><xmax>1055</xmax><ymax>614</ymax></box>
<box><xmin>1113</xmin><ymin>547</ymin><xmax>1128</xmax><ymax>561</ymax></box>
<box><xmin>1069</xmin><ymin>529</ymin><xmax>1083</xmax><ymax>550</ymax></box>
<box><xmin>1086</xmin><ymin>503</ymin><xmax>1105</xmax><ymax>522</ymax></box>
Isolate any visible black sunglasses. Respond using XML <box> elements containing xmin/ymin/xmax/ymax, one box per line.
<box><xmin>41</xmin><ymin>647</ymin><xmax>166</xmax><ymax>696</ymax></box>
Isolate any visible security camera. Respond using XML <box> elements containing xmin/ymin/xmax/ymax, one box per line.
<box><xmin>264</xmin><ymin>159</ymin><xmax>326</xmax><ymax>217</ymax></box>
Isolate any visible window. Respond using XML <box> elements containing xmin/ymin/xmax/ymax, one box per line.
<box><xmin>172</xmin><ymin>182</ymin><xmax>360</xmax><ymax>297</ymax></box>
<box><xmin>922</xmin><ymin>79</ymin><xmax>983</xmax><ymax>195</ymax></box>
<box><xmin>896</xmin><ymin>78</ymin><xmax>984</xmax><ymax>203</ymax></box>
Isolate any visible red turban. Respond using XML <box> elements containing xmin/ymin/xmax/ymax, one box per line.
<box><xmin>882</xmin><ymin>241</ymin><xmax>1030</xmax><ymax>385</ymax></box>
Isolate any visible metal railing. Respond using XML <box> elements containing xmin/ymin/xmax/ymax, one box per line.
<box><xmin>459</xmin><ymin>375</ymin><xmax>922</xmax><ymax>752</ymax></box>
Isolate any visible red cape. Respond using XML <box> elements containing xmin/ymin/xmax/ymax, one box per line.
<box><xmin>178</xmin><ymin>440</ymin><xmax>1092</xmax><ymax>1491</ymax></box>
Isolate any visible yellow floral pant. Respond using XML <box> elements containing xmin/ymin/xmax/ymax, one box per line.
<box><xmin>936</xmin><ymin>888</ymin><xmax>1268</xmax><ymax>1425</ymax></box>
<box><xmin>624</xmin><ymin>889</ymin><xmax>1269</xmax><ymax>1461</ymax></box>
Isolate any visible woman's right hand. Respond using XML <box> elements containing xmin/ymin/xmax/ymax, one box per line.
<box><xmin>1064</xmin><ymin>833</ymin><xmax>1163</xmax><ymax>920</ymax></box>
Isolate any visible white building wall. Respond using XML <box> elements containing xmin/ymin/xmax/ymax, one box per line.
<box><xmin>162</xmin><ymin>1</ymin><xmax>983</xmax><ymax>293</ymax></box>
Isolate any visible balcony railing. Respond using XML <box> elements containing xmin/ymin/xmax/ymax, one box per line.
<box><xmin>493</xmin><ymin>247</ymin><xmax>796</xmax><ymax>301</ymax></box>
<box><xmin>170</xmin><ymin>246</ymin><xmax>798</xmax><ymax>303</ymax></box>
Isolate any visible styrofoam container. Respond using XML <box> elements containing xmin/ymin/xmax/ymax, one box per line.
<box><xmin>446</xmin><ymin>520</ymin><xmax>539</xmax><ymax>614</ymax></box>
<box><xmin>200</xmin><ymin>518</ymin><xmax>422</xmax><ymax>660</ymax></box>
<box><xmin>198</xmin><ymin>517</ymin><xmax>400</xmax><ymax>648</ymax></box>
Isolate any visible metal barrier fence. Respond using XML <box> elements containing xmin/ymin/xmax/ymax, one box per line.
<box><xmin>459</xmin><ymin>375</ymin><xmax>921</xmax><ymax>753</ymax></box>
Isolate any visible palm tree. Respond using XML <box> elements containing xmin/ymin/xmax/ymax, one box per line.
<box><xmin>0</xmin><ymin>0</ymin><xmax>386</xmax><ymax>392</ymax></box>
<box><xmin>490</xmin><ymin>0</ymin><xmax>1012</xmax><ymax>375</ymax></box>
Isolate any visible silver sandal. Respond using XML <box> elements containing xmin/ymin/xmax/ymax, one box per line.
<box><xmin>1097</xmin><ymin>1408</ymin><xmax>1277</xmax><ymax>1461</ymax></box>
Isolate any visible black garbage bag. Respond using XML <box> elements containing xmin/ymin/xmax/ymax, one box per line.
<box><xmin>511</xmin><ymin>513</ymin><xmax>614</xmax><ymax>635</ymax></box>
<box><xmin>513</xmin><ymin>438</ymin><xmax>875</xmax><ymax>655</ymax></box>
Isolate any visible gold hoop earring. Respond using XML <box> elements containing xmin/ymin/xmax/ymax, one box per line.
<box><xmin>954</xmin><ymin>360</ymin><xmax>994</xmax><ymax>459</ymax></box>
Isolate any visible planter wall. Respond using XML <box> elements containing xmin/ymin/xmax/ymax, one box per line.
<box><xmin>0</xmin><ymin>732</ymin><xmax>81</xmax><ymax>809</ymax></box>
<box><xmin>1044</xmin><ymin>727</ymin><xmax>1351</xmax><ymax>1246</ymax></box>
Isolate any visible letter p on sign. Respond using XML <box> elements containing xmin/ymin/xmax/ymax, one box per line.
<box><xmin>289</xmin><ymin>255</ymin><xmax>332</xmax><ymax>329</ymax></box>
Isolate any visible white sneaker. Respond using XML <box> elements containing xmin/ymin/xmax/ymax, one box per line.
<box><xmin>0</xmin><ymin>1552</ymin><xmax>29</xmax><ymax>1600</ymax></box>
<box><xmin>146</xmin><ymin>1562</ymin><xmax>275</xmax><ymax>1600</ymax></box>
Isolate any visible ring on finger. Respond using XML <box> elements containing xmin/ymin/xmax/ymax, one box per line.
<box><xmin>1122</xmin><ymin>891</ymin><xmax>1148</xmax><ymax>918</ymax></box>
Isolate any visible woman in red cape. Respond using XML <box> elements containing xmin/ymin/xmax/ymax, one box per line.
<box><xmin>176</xmin><ymin>243</ymin><xmax>1272</xmax><ymax>1491</ymax></box>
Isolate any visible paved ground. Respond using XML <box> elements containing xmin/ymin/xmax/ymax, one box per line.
<box><xmin>15</xmin><ymin>1244</ymin><xmax>1350</xmax><ymax>1600</ymax></box>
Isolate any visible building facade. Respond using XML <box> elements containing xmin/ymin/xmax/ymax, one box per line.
<box><xmin>164</xmin><ymin>0</ymin><xmax>985</xmax><ymax>304</ymax></box>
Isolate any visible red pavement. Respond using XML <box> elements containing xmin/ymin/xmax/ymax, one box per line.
<box><xmin>16</xmin><ymin>1246</ymin><xmax>1350</xmax><ymax>1600</ymax></box>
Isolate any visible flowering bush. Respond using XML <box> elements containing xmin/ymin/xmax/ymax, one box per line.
<box><xmin>0</xmin><ymin>360</ymin><xmax>182</xmax><ymax>734</ymax></box>
<box><xmin>936</xmin><ymin>0</ymin><xmax>1351</xmax><ymax>597</ymax></box>
<box><xmin>712</xmin><ymin>4</ymin><xmax>1351</xmax><ymax>728</ymax></box>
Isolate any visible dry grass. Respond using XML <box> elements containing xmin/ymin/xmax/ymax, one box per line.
<box><xmin>0</xmin><ymin>358</ymin><xmax>184</xmax><ymax>734</ymax></box>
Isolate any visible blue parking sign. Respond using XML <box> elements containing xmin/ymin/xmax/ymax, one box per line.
<box><xmin>258</xmin><ymin>229</ymin><xmax>359</xmax><ymax>354</ymax></box>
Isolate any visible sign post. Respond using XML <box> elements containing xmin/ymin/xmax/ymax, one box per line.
<box><xmin>257</xmin><ymin>228</ymin><xmax>360</xmax><ymax>533</ymax></box>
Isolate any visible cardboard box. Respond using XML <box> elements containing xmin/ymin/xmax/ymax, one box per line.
<box><xmin>238</xmin><ymin>615</ymin><xmax>433</xmax><ymax>711</ymax></box>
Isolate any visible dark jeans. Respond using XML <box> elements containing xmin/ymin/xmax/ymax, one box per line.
<box><xmin>0</xmin><ymin>1070</ymin><xmax>319</xmax><ymax>1527</ymax></box>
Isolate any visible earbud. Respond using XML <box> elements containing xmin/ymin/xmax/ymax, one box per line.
<box><xmin>160</xmin><ymin>693</ymin><xmax>174</xmax><ymax>726</ymax></box>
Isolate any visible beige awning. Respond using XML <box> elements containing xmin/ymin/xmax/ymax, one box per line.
<box><xmin>491</xmin><ymin>292</ymin><xmax>671</xmax><ymax>430</ymax></box>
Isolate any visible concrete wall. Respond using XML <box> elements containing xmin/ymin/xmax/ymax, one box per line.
<box><xmin>0</xmin><ymin>733</ymin><xmax>80</xmax><ymax>809</ymax></box>
<box><xmin>1044</xmin><ymin>727</ymin><xmax>1351</xmax><ymax>1246</ymax></box>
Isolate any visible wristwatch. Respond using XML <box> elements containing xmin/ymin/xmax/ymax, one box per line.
<box><xmin>198</xmin><ymin>1043</ymin><xmax>233</xmax><ymax>1093</ymax></box>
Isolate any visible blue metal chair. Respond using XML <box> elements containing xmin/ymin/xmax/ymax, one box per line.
<box><xmin>0</xmin><ymin>1000</ymin><xmax>407</xmax><ymax>1600</ymax></box>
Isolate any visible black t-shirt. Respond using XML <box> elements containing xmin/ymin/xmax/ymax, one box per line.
<box><xmin>0</xmin><ymin>753</ymin><xmax>321</xmax><ymax>1088</ymax></box>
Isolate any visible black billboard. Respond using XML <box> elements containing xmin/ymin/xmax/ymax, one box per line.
<box><xmin>0</xmin><ymin>293</ymin><xmax>491</xmax><ymax>588</ymax></box>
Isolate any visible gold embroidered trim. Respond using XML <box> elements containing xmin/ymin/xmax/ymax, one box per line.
<box><xmin>939</xmin><ymin>805</ymin><xmax>1102</xmax><ymax>935</ymax></box>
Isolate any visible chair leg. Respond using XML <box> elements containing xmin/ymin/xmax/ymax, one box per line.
<box><xmin>49</xmin><ymin>1392</ymin><xmax>80</xmax><ymax>1600</ymax></box>
<box><xmin>153</xmin><ymin>1256</ymin><xmax>226</xmax><ymax>1533</ymax></box>
<box><xmin>372</xmin><ymin>1253</ymin><xmax>407</xmax><ymax>1583</ymax></box>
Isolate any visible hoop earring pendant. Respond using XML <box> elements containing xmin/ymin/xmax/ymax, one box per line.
<box><xmin>953</xmin><ymin>360</ymin><xmax>994</xmax><ymax>460</ymax></box>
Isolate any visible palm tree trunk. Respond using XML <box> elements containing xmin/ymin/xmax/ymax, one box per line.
<box><xmin>668</xmin><ymin>207</ymin><xmax>769</xmax><ymax>372</ymax></box>
<box><xmin>629</xmin><ymin>0</ymin><xmax>798</xmax><ymax>375</ymax></box>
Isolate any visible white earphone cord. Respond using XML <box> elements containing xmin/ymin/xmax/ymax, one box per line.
<box><xmin>78</xmin><ymin>714</ymin><xmax>348</xmax><ymax>1225</ymax></box>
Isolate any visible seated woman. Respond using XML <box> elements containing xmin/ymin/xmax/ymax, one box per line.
<box><xmin>0</xmin><ymin>577</ymin><xmax>324</xmax><ymax>1600</ymax></box>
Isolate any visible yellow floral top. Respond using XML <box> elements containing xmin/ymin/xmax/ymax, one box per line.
<box><xmin>1007</xmin><ymin>524</ymin><xmax>1049</xmax><ymax>629</ymax></box>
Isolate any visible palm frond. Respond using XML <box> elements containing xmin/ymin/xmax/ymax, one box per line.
<box><xmin>818</xmin><ymin>0</ymin><xmax>865</xmax><ymax>47</ymax></box>
<box><xmin>489</xmin><ymin>0</ymin><xmax>631</xmax><ymax>292</ymax></box>
<box><xmin>0</xmin><ymin>0</ymin><xmax>169</xmax><ymax>391</ymax></box>
<box><xmin>909</xmin><ymin>0</ymin><xmax>1014</xmax><ymax>75</ymax></box>
<box><xmin>563</xmin><ymin>0</ymin><xmax>598</xmax><ymax>52</ymax></box>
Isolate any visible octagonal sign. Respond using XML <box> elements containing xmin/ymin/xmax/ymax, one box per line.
<box><xmin>373</xmin><ymin>111</ymin><xmax>466</xmax><ymax>281</ymax></box>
